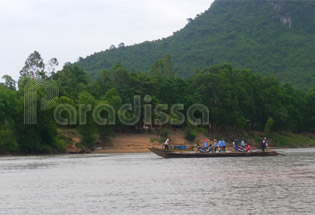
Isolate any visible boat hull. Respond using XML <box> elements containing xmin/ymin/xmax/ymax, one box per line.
<box><xmin>149</xmin><ymin>148</ymin><xmax>279</xmax><ymax>159</ymax></box>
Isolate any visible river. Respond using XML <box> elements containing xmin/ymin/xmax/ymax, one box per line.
<box><xmin>1</xmin><ymin>148</ymin><xmax>315</xmax><ymax>215</ymax></box>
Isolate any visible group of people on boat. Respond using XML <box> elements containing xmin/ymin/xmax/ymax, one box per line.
<box><xmin>197</xmin><ymin>138</ymin><xmax>252</xmax><ymax>153</ymax></box>
<box><xmin>198</xmin><ymin>138</ymin><xmax>227</xmax><ymax>153</ymax></box>
<box><xmin>231</xmin><ymin>138</ymin><xmax>251</xmax><ymax>152</ymax></box>
<box><xmin>163</xmin><ymin>136</ymin><xmax>268</xmax><ymax>153</ymax></box>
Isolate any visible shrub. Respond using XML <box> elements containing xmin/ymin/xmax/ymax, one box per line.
<box><xmin>185</xmin><ymin>127</ymin><xmax>198</xmax><ymax>142</ymax></box>
<box><xmin>264</xmin><ymin>117</ymin><xmax>275</xmax><ymax>134</ymax></box>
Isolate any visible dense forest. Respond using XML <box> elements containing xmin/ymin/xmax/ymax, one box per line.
<box><xmin>0</xmin><ymin>51</ymin><xmax>314</xmax><ymax>154</ymax></box>
<box><xmin>76</xmin><ymin>0</ymin><xmax>315</xmax><ymax>91</ymax></box>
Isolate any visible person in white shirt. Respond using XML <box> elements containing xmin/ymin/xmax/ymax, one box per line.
<box><xmin>164</xmin><ymin>137</ymin><xmax>170</xmax><ymax>151</ymax></box>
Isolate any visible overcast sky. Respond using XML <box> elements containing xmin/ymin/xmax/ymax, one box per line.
<box><xmin>0</xmin><ymin>0</ymin><xmax>214</xmax><ymax>81</ymax></box>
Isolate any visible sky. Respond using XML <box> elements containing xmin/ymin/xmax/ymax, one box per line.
<box><xmin>0</xmin><ymin>0</ymin><xmax>215</xmax><ymax>81</ymax></box>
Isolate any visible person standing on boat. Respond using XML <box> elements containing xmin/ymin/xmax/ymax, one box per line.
<box><xmin>164</xmin><ymin>137</ymin><xmax>170</xmax><ymax>151</ymax></box>
<box><xmin>234</xmin><ymin>138</ymin><xmax>239</xmax><ymax>152</ymax></box>
<box><xmin>218</xmin><ymin>139</ymin><xmax>222</xmax><ymax>153</ymax></box>
<box><xmin>213</xmin><ymin>139</ymin><xmax>218</xmax><ymax>152</ymax></box>
<box><xmin>261</xmin><ymin>137</ymin><xmax>268</xmax><ymax>152</ymax></box>
<box><xmin>221</xmin><ymin>139</ymin><xmax>226</xmax><ymax>152</ymax></box>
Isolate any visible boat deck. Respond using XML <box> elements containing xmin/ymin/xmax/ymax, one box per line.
<box><xmin>149</xmin><ymin>148</ymin><xmax>279</xmax><ymax>158</ymax></box>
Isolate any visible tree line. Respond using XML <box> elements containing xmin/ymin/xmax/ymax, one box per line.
<box><xmin>0</xmin><ymin>51</ymin><xmax>314</xmax><ymax>154</ymax></box>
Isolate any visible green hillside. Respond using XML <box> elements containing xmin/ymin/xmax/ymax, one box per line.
<box><xmin>75</xmin><ymin>0</ymin><xmax>315</xmax><ymax>90</ymax></box>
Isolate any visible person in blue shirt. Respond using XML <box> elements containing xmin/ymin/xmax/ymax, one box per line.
<box><xmin>221</xmin><ymin>139</ymin><xmax>226</xmax><ymax>152</ymax></box>
<box><xmin>204</xmin><ymin>139</ymin><xmax>209</xmax><ymax>148</ymax></box>
<box><xmin>241</xmin><ymin>139</ymin><xmax>245</xmax><ymax>148</ymax></box>
<box><xmin>218</xmin><ymin>139</ymin><xmax>222</xmax><ymax>153</ymax></box>
<box><xmin>234</xmin><ymin>138</ymin><xmax>239</xmax><ymax>152</ymax></box>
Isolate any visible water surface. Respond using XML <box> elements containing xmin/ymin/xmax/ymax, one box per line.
<box><xmin>1</xmin><ymin>148</ymin><xmax>315</xmax><ymax>215</ymax></box>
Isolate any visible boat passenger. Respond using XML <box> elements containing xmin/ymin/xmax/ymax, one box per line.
<box><xmin>241</xmin><ymin>139</ymin><xmax>245</xmax><ymax>148</ymax></box>
<box><xmin>238</xmin><ymin>145</ymin><xmax>246</xmax><ymax>152</ymax></box>
<box><xmin>234</xmin><ymin>138</ymin><xmax>239</xmax><ymax>152</ymax></box>
<box><xmin>213</xmin><ymin>140</ymin><xmax>218</xmax><ymax>152</ymax></box>
<box><xmin>197</xmin><ymin>142</ymin><xmax>207</xmax><ymax>153</ymax></box>
<box><xmin>262</xmin><ymin>137</ymin><xmax>268</xmax><ymax>152</ymax></box>
<box><xmin>221</xmin><ymin>139</ymin><xmax>226</xmax><ymax>152</ymax></box>
<box><xmin>204</xmin><ymin>139</ymin><xmax>209</xmax><ymax>148</ymax></box>
<box><xmin>218</xmin><ymin>139</ymin><xmax>222</xmax><ymax>153</ymax></box>
<box><xmin>207</xmin><ymin>144</ymin><xmax>214</xmax><ymax>153</ymax></box>
<box><xmin>246</xmin><ymin>144</ymin><xmax>252</xmax><ymax>152</ymax></box>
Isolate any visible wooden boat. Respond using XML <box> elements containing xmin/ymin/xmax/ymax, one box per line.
<box><xmin>149</xmin><ymin>148</ymin><xmax>279</xmax><ymax>159</ymax></box>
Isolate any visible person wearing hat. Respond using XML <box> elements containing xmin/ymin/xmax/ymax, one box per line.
<box><xmin>204</xmin><ymin>139</ymin><xmax>209</xmax><ymax>148</ymax></box>
<box><xmin>261</xmin><ymin>137</ymin><xmax>268</xmax><ymax>152</ymax></box>
<box><xmin>213</xmin><ymin>139</ymin><xmax>218</xmax><ymax>152</ymax></box>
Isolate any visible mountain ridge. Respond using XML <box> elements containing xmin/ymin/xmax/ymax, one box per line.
<box><xmin>75</xmin><ymin>0</ymin><xmax>315</xmax><ymax>90</ymax></box>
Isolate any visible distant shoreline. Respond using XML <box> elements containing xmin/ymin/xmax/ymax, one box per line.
<box><xmin>1</xmin><ymin>146</ymin><xmax>315</xmax><ymax>156</ymax></box>
<box><xmin>1</xmin><ymin>130</ymin><xmax>314</xmax><ymax>156</ymax></box>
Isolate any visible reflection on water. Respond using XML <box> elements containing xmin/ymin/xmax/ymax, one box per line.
<box><xmin>0</xmin><ymin>149</ymin><xmax>315</xmax><ymax>214</ymax></box>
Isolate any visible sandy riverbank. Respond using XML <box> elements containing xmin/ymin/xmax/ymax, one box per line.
<box><xmin>94</xmin><ymin>131</ymin><xmax>198</xmax><ymax>153</ymax></box>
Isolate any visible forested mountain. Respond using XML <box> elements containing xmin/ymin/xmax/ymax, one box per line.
<box><xmin>76</xmin><ymin>0</ymin><xmax>315</xmax><ymax>90</ymax></box>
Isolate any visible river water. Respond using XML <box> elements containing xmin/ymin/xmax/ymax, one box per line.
<box><xmin>0</xmin><ymin>148</ymin><xmax>315</xmax><ymax>215</ymax></box>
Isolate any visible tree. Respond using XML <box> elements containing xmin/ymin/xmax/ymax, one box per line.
<box><xmin>118</xmin><ymin>43</ymin><xmax>125</xmax><ymax>48</ymax></box>
<box><xmin>46</xmin><ymin>57</ymin><xmax>59</xmax><ymax>77</ymax></box>
<box><xmin>54</xmin><ymin>65</ymin><xmax>89</xmax><ymax>99</ymax></box>
<box><xmin>111</xmin><ymin>63</ymin><xmax>131</xmax><ymax>101</ymax></box>
<box><xmin>19</xmin><ymin>51</ymin><xmax>45</xmax><ymax>79</ymax></box>
<box><xmin>14</xmin><ymin>87</ymin><xmax>65</xmax><ymax>154</ymax></box>
<box><xmin>305</xmin><ymin>84</ymin><xmax>315</xmax><ymax>131</ymax></box>
<box><xmin>2</xmin><ymin>75</ymin><xmax>16</xmax><ymax>90</ymax></box>
<box><xmin>19</xmin><ymin>51</ymin><xmax>58</xmax><ymax>80</ymax></box>
<box><xmin>151</xmin><ymin>54</ymin><xmax>174</xmax><ymax>77</ymax></box>
<box><xmin>264</xmin><ymin>117</ymin><xmax>275</xmax><ymax>134</ymax></box>
<box><xmin>187</xmin><ymin>18</ymin><xmax>193</xmax><ymax>23</ymax></box>
<box><xmin>77</xmin><ymin>91</ymin><xmax>97</xmax><ymax>150</ymax></box>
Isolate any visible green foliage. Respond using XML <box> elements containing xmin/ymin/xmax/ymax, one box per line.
<box><xmin>264</xmin><ymin>117</ymin><xmax>275</xmax><ymax>134</ymax></box>
<box><xmin>2</xmin><ymin>75</ymin><xmax>16</xmax><ymax>90</ymax></box>
<box><xmin>77</xmin><ymin>91</ymin><xmax>97</xmax><ymax>150</ymax></box>
<box><xmin>0</xmin><ymin>129</ymin><xmax>18</xmax><ymax>153</ymax></box>
<box><xmin>53</xmin><ymin>64</ymin><xmax>89</xmax><ymax>99</ymax></box>
<box><xmin>150</xmin><ymin>137</ymin><xmax>160</xmax><ymax>143</ymax></box>
<box><xmin>75</xmin><ymin>0</ymin><xmax>315</xmax><ymax>91</ymax></box>
<box><xmin>269</xmin><ymin>132</ymin><xmax>315</xmax><ymax>147</ymax></box>
<box><xmin>184</xmin><ymin>123</ymin><xmax>203</xmax><ymax>142</ymax></box>
<box><xmin>305</xmin><ymin>84</ymin><xmax>315</xmax><ymax>131</ymax></box>
<box><xmin>19</xmin><ymin>51</ymin><xmax>58</xmax><ymax>80</ymax></box>
<box><xmin>184</xmin><ymin>127</ymin><xmax>198</xmax><ymax>142</ymax></box>
<box><xmin>151</xmin><ymin>54</ymin><xmax>174</xmax><ymax>77</ymax></box>
<box><xmin>159</xmin><ymin>128</ymin><xmax>170</xmax><ymax>138</ymax></box>
<box><xmin>1</xmin><ymin>45</ymin><xmax>315</xmax><ymax>154</ymax></box>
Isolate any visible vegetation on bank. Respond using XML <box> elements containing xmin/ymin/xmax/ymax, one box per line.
<box><xmin>0</xmin><ymin>51</ymin><xmax>314</xmax><ymax>154</ymax></box>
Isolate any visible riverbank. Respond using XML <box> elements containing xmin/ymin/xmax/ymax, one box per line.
<box><xmin>59</xmin><ymin>129</ymin><xmax>315</xmax><ymax>154</ymax></box>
